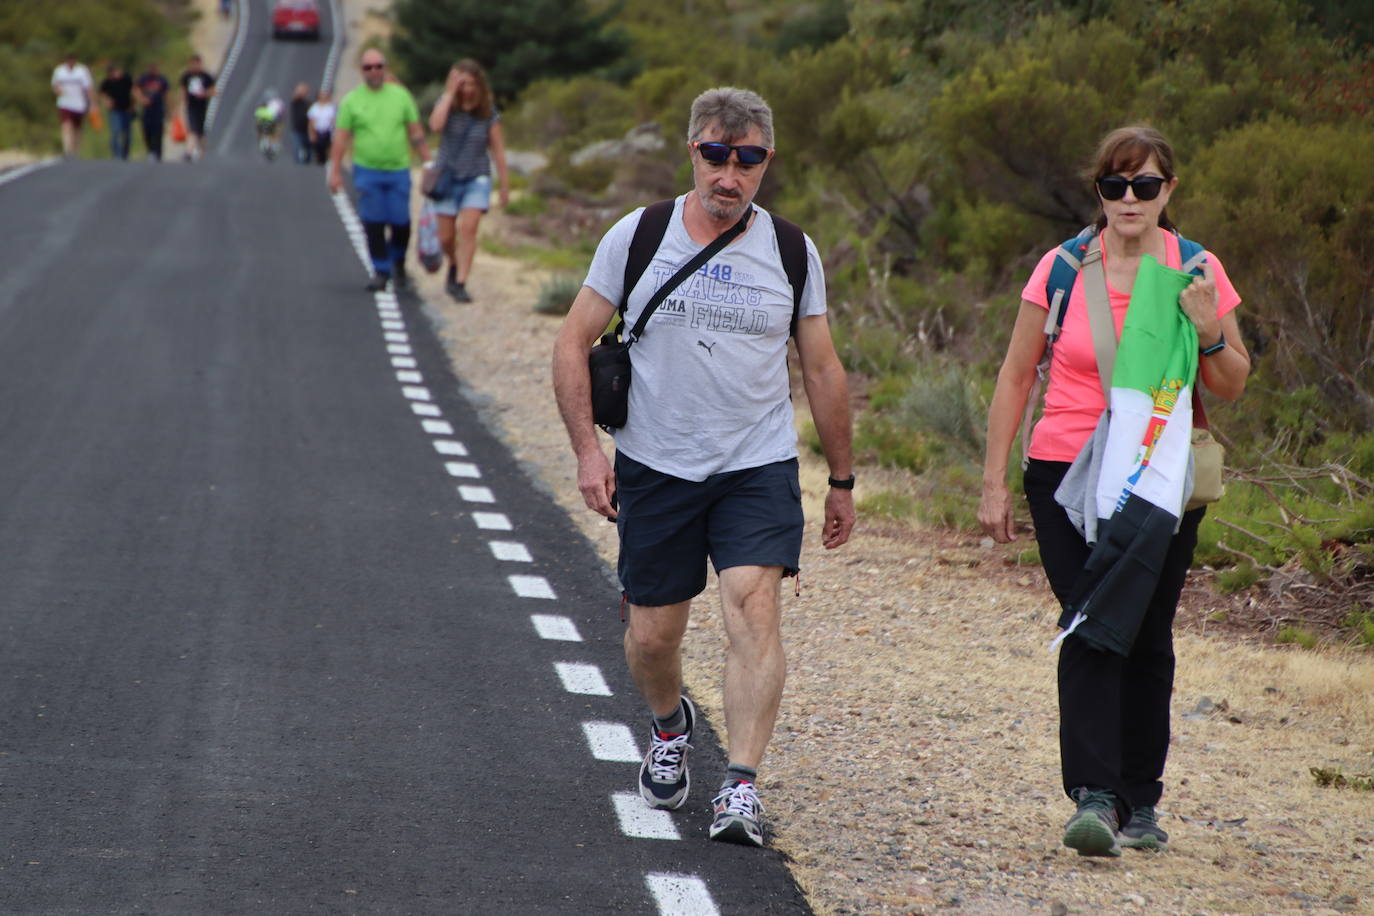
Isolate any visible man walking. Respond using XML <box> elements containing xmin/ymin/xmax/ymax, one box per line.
<box><xmin>328</xmin><ymin>50</ymin><xmax>430</xmax><ymax>292</ymax></box>
<box><xmin>135</xmin><ymin>63</ymin><xmax>169</xmax><ymax>161</ymax></box>
<box><xmin>552</xmin><ymin>87</ymin><xmax>855</xmax><ymax>847</ymax></box>
<box><xmin>99</xmin><ymin>63</ymin><xmax>135</xmax><ymax>161</ymax></box>
<box><xmin>51</xmin><ymin>52</ymin><xmax>94</xmax><ymax>158</ymax></box>
<box><xmin>178</xmin><ymin>54</ymin><xmax>217</xmax><ymax>161</ymax></box>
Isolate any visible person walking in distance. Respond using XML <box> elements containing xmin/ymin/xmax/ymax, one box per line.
<box><xmin>178</xmin><ymin>54</ymin><xmax>217</xmax><ymax>161</ymax></box>
<box><xmin>99</xmin><ymin>63</ymin><xmax>135</xmax><ymax>161</ymax></box>
<box><xmin>307</xmin><ymin>88</ymin><xmax>336</xmax><ymax>166</ymax></box>
<box><xmin>979</xmin><ymin>125</ymin><xmax>1250</xmax><ymax>856</ymax></box>
<box><xmin>426</xmin><ymin>59</ymin><xmax>509</xmax><ymax>303</ymax></box>
<box><xmin>51</xmin><ymin>52</ymin><xmax>94</xmax><ymax>158</ymax></box>
<box><xmin>135</xmin><ymin>63</ymin><xmax>170</xmax><ymax>161</ymax></box>
<box><xmin>552</xmin><ymin>87</ymin><xmax>855</xmax><ymax>848</ymax></box>
<box><xmin>289</xmin><ymin>83</ymin><xmax>313</xmax><ymax>163</ymax></box>
<box><xmin>329</xmin><ymin>50</ymin><xmax>431</xmax><ymax>292</ymax></box>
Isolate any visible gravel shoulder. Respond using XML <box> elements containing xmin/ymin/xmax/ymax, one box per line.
<box><xmin>411</xmin><ymin>209</ymin><xmax>1374</xmax><ymax>916</ymax></box>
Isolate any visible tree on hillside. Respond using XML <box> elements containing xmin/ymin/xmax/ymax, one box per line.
<box><xmin>391</xmin><ymin>0</ymin><xmax>631</xmax><ymax>104</ymax></box>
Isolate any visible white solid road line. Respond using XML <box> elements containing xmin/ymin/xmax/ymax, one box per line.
<box><xmin>554</xmin><ymin>662</ymin><xmax>612</xmax><ymax>696</ymax></box>
<box><xmin>580</xmin><ymin>722</ymin><xmax>639</xmax><ymax>762</ymax></box>
<box><xmin>645</xmin><ymin>874</ymin><xmax>721</xmax><ymax>916</ymax></box>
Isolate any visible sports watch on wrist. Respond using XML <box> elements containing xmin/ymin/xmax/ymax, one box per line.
<box><xmin>827</xmin><ymin>474</ymin><xmax>856</xmax><ymax>490</ymax></box>
<box><xmin>1201</xmin><ymin>331</ymin><xmax>1227</xmax><ymax>356</ymax></box>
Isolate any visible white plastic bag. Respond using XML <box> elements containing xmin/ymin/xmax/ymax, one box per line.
<box><xmin>417</xmin><ymin>201</ymin><xmax>443</xmax><ymax>274</ymax></box>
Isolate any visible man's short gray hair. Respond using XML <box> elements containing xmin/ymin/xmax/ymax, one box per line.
<box><xmin>687</xmin><ymin>87</ymin><xmax>774</xmax><ymax>148</ymax></box>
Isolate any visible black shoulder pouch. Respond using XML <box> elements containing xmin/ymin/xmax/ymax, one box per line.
<box><xmin>589</xmin><ymin>330</ymin><xmax>632</xmax><ymax>430</ymax></box>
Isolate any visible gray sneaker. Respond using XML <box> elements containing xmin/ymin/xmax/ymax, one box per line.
<box><xmin>1120</xmin><ymin>805</ymin><xmax>1169</xmax><ymax>850</ymax></box>
<box><xmin>1063</xmin><ymin>787</ymin><xmax>1122</xmax><ymax>857</ymax></box>
<box><xmin>709</xmin><ymin>780</ymin><xmax>764</xmax><ymax>847</ymax></box>
<box><xmin>638</xmin><ymin>697</ymin><xmax>694</xmax><ymax>810</ymax></box>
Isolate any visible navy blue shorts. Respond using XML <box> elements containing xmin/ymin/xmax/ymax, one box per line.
<box><xmin>614</xmin><ymin>453</ymin><xmax>803</xmax><ymax>608</ymax></box>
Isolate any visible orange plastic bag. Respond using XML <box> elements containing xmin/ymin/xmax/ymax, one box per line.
<box><xmin>88</xmin><ymin>106</ymin><xmax>103</xmax><ymax>131</ymax></box>
<box><xmin>170</xmin><ymin>113</ymin><xmax>187</xmax><ymax>143</ymax></box>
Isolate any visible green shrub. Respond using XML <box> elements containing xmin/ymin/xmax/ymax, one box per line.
<box><xmin>1215</xmin><ymin>563</ymin><xmax>1262</xmax><ymax>594</ymax></box>
<box><xmin>857</xmin><ymin>489</ymin><xmax>917</xmax><ymax>521</ymax></box>
<box><xmin>505</xmin><ymin>193</ymin><xmax>547</xmax><ymax>217</ymax></box>
<box><xmin>1276</xmin><ymin>626</ymin><xmax>1320</xmax><ymax>650</ymax></box>
<box><xmin>1341</xmin><ymin>608</ymin><xmax>1374</xmax><ymax>648</ymax></box>
<box><xmin>533</xmin><ymin>275</ymin><xmax>582</xmax><ymax>315</ymax></box>
<box><xmin>854</xmin><ymin>416</ymin><xmax>941</xmax><ymax>474</ymax></box>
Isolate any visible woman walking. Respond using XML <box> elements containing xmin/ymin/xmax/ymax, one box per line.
<box><xmin>978</xmin><ymin>125</ymin><xmax>1250</xmax><ymax>856</ymax></box>
<box><xmin>426</xmin><ymin>59</ymin><xmax>509</xmax><ymax>303</ymax></box>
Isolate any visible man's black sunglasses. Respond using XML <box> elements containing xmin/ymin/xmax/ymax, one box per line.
<box><xmin>693</xmin><ymin>141</ymin><xmax>771</xmax><ymax>166</ymax></box>
<box><xmin>1096</xmin><ymin>174</ymin><xmax>1168</xmax><ymax>201</ymax></box>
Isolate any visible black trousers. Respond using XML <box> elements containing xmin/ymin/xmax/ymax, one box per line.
<box><xmin>1023</xmin><ymin>459</ymin><xmax>1203</xmax><ymax>821</ymax></box>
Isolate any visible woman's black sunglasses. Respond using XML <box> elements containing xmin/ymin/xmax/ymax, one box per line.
<box><xmin>1096</xmin><ymin>175</ymin><xmax>1168</xmax><ymax>201</ymax></box>
<box><xmin>693</xmin><ymin>141</ymin><xmax>771</xmax><ymax>166</ymax></box>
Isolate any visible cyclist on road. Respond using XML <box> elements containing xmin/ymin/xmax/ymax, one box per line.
<box><xmin>254</xmin><ymin>90</ymin><xmax>284</xmax><ymax>160</ymax></box>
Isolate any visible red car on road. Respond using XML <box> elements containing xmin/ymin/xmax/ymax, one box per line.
<box><xmin>272</xmin><ymin>0</ymin><xmax>320</xmax><ymax>40</ymax></box>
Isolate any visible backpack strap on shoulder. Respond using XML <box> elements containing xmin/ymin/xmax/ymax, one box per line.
<box><xmin>771</xmin><ymin>213</ymin><xmax>809</xmax><ymax>337</ymax></box>
<box><xmin>619</xmin><ymin>199</ymin><xmax>676</xmax><ymax>321</ymax></box>
<box><xmin>1020</xmin><ymin>226</ymin><xmax>1095</xmax><ymax>470</ymax></box>
<box><xmin>1176</xmin><ymin>232</ymin><xmax>1207</xmax><ymax>276</ymax></box>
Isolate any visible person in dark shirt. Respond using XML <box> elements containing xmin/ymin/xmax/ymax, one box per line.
<box><xmin>135</xmin><ymin>63</ymin><xmax>169</xmax><ymax>161</ymax></box>
<box><xmin>178</xmin><ymin>55</ymin><xmax>217</xmax><ymax>161</ymax></box>
<box><xmin>99</xmin><ymin>63</ymin><xmax>135</xmax><ymax>160</ymax></box>
<box><xmin>289</xmin><ymin>82</ymin><xmax>313</xmax><ymax>164</ymax></box>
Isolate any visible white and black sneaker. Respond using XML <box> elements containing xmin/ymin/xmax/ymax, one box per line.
<box><xmin>638</xmin><ymin>697</ymin><xmax>695</xmax><ymax>810</ymax></box>
<box><xmin>709</xmin><ymin>780</ymin><xmax>764</xmax><ymax>847</ymax></box>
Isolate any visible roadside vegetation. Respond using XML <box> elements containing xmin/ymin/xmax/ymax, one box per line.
<box><xmin>394</xmin><ymin>0</ymin><xmax>1374</xmax><ymax>644</ymax></box>
<box><xmin>0</xmin><ymin>0</ymin><xmax>196</xmax><ymax>154</ymax></box>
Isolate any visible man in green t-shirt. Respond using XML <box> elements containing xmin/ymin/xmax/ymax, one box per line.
<box><xmin>328</xmin><ymin>49</ymin><xmax>431</xmax><ymax>292</ymax></box>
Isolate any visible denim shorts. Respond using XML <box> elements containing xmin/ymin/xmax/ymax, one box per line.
<box><xmin>432</xmin><ymin>173</ymin><xmax>492</xmax><ymax>216</ymax></box>
<box><xmin>614</xmin><ymin>453</ymin><xmax>803</xmax><ymax>607</ymax></box>
<box><xmin>352</xmin><ymin>165</ymin><xmax>412</xmax><ymax>225</ymax></box>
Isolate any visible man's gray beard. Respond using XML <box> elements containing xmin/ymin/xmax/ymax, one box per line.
<box><xmin>699</xmin><ymin>189</ymin><xmax>749</xmax><ymax>222</ymax></box>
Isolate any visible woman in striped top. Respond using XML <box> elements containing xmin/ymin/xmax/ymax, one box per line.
<box><xmin>426</xmin><ymin>59</ymin><xmax>509</xmax><ymax>303</ymax></box>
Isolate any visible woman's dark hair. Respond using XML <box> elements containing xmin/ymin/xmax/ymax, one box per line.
<box><xmin>1088</xmin><ymin>125</ymin><xmax>1177</xmax><ymax>231</ymax></box>
<box><xmin>453</xmin><ymin>59</ymin><xmax>494</xmax><ymax>120</ymax></box>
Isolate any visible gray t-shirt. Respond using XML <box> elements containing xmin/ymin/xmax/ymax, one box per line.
<box><xmin>583</xmin><ymin>194</ymin><xmax>827</xmax><ymax>482</ymax></box>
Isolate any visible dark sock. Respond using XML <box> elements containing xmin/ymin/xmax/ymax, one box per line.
<box><xmin>724</xmin><ymin>763</ymin><xmax>757</xmax><ymax>787</ymax></box>
<box><xmin>446</xmin><ymin>264</ymin><xmax>456</xmax><ymax>282</ymax></box>
<box><xmin>652</xmin><ymin>702</ymin><xmax>687</xmax><ymax>735</ymax></box>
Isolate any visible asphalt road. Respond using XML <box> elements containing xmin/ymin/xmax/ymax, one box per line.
<box><xmin>0</xmin><ymin>3</ymin><xmax>813</xmax><ymax>914</ymax></box>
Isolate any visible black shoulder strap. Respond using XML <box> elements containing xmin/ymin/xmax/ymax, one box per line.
<box><xmin>626</xmin><ymin>207</ymin><xmax>752</xmax><ymax>344</ymax></box>
<box><xmin>771</xmin><ymin>214</ymin><xmax>808</xmax><ymax>337</ymax></box>
<box><xmin>620</xmin><ymin>199</ymin><xmax>676</xmax><ymax>318</ymax></box>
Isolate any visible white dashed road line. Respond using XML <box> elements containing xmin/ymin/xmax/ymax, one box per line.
<box><xmin>489</xmin><ymin>541</ymin><xmax>533</xmax><ymax>562</ymax></box>
<box><xmin>645</xmin><ymin>874</ymin><xmax>721</xmax><ymax>916</ymax></box>
<box><xmin>471</xmin><ymin>512</ymin><xmax>512</xmax><ymax>531</ymax></box>
<box><xmin>325</xmin><ymin>188</ymin><xmax>720</xmax><ymax>916</ymax></box>
<box><xmin>581</xmin><ymin>722</ymin><xmax>640</xmax><ymax>762</ymax></box>
<box><xmin>612</xmin><ymin>793</ymin><xmax>680</xmax><ymax>841</ymax></box>
<box><xmin>508</xmin><ymin>575</ymin><xmax>556</xmax><ymax>599</ymax></box>
<box><xmin>555</xmin><ymin>663</ymin><xmax>612</xmax><ymax>696</ymax></box>
<box><xmin>531</xmin><ymin>614</ymin><xmax>582</xmax><ymax>642</ymax></box>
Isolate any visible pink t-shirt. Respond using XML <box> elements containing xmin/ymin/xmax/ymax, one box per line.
<box><xmin>1021</xmin><ymin>228</ymin><xmax>1241</xmax><ymax>462</ymax></box>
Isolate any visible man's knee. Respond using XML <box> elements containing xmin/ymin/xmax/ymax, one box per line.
<box><xmin>626</xmin><ymin>604</ymin><xmax>690</xmax><ymax>658</ymax></box>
